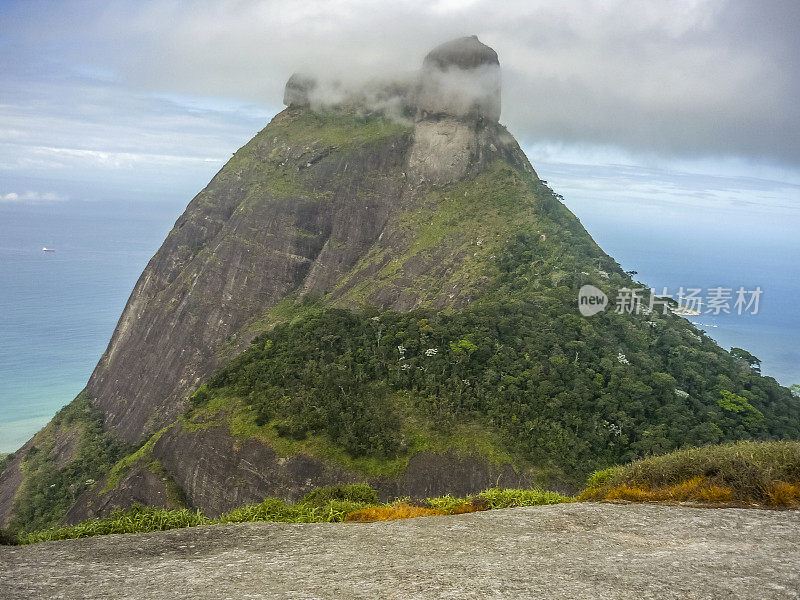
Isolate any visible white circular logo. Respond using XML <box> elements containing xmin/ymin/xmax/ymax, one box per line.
<box><xmin>578</xmin><ymin>285</ymin><xmax>608</xmax><ymax>317</ymax></box>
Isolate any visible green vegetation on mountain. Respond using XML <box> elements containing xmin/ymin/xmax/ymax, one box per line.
<box><xmin>176</xmin><ymin>153</ymin><xmax>800</xmax><ymax>487</ymax></box>
<box><xmin>265</xmin><ymin>108</ymin><xmax>412</xmax><ymax>152</ymax></box>
<box><xmin>331</xmin><ymin>159</ymin><xmax>617</xmax><ymax>309</ymax></box>
<box><xmin>185</xmin><ymin>201</ymin><xmax>799</xmax><ymax>483</ymax></box>
<box><xmin>7</xmin><ymin>394</ymin><xmax>133</xmax><ymax>534</ymax></box>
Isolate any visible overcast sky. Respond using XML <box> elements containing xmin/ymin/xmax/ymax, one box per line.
<box><xmin>1</xmin><ymin>0</ymin><xmax>799</xmax><ymax>202</ymax></box>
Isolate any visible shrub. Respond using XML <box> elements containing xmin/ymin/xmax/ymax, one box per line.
<box><xmin>584</xmin><ymin>466</ymin><xmax>622</xmax><ymax>491</ymax></box>
<box><xmin>217</xmin><ymin>497</ymin><xmax>370</xmax><ymax>524</ymax></box>
<box><xmin>422</xmin><ymin>494</ymin><xmax>491</xmax><ymax>514</ymax></box>
<box><xmin>0</xmin><ymin>528</ymin><xmax>18</xmax><ymax>545</ymax></box>
<box><xmin>478</xmin><ymin>487</ymin><xmax>573</xmax><ymax>509</ymax></box>
<box><xmin>19</xmin><ymin>505</ymin><xmax>208</xmax><ymax>544</ymax></box>
<box><xmin>766</xmin><ymin>481</ymin><xmax>800</xmax><ymax>507</ymax></box>
<box><xmin>299</xmin><ymin>483</ymin><xmax>379</xmax><ymax>507</ymax></box>
<box><xmin>580</xmin><ymin>441</ymin><xmax>800</xmax><ymax>505</ymax></box>
<box><xmin>216</xmin><ymin>497</ymin><xmax>293</xmax><ymax>524</ymax></box>
<box><xmin>604</xmin><ymin>484</ymin><xmax>652</xmax><ymax>502</ymax></box>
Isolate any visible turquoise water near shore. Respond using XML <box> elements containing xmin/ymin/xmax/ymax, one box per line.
<box><xmin>1</xmin><ymin>175</ymin><xmax>798</xmax><ymax>453</ymax></box>
<box><xmin>0</xmin><ymin>199</ymin><xmax>182</xmax><ymax>452</ymax></box>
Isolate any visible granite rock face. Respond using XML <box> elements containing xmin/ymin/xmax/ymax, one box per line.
<box><xmin>0</xmin><ymin>447</ymin><xmax>26</xmax><ymax>528</ymax></box>
<box><xmin>409</xmin><ymin>35</ymin><xmax>503</xmax><ymax>185</ymax></box>
<box><xmin>85</xmin><ymin>115</ymin><xmax>413</xmax><ymax>444</ymax></box>
<box><xmin>283</xmin><ymin>73</ymin><xmax>317</xmax><ymax>107</ymax></box>
<box><xmin>65</xmin><ymin>460</ymin><xmax>172</xmax><ymax>524</ymax></box>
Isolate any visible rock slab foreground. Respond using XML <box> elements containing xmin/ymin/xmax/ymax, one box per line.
<box><xmin>1</xmin><ymin>503</ymin><xmax>798</xmax><ymax>600</ymax></box>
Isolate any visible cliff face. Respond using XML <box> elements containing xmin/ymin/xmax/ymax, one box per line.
<box><xmin>86</xmin><ymin>110</ymin><xmax>415</xmax><ymax>444</ymax></box>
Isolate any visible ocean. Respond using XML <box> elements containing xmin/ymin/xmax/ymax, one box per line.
<box><xmin>0</xmin><ymin>199</ymin><xmax>182</xmax><ymax>452</ymax></box>
<box><xmin>1</xmin><ymin>169</ymin><xmax>798</xmax><ymax>453</ymax></box>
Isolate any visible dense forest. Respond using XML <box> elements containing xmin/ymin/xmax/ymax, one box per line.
<box><xmin>190</xmin><ymin>233</ymin><xmax>800</xmax><ymax>480</ymax></box>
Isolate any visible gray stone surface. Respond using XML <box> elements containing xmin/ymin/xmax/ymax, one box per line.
<box><xmin>2</xmin><ymin>503</ymin><xmax>798</xmax><ymax>599</ymax></box>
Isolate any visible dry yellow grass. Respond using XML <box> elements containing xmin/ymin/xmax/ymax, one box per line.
<box><xmin>344</xmin><ymin>503</ymin><xmax>445</xmax><ymax>522</ymax></box>
<box><xmin>449</xmin><ymin>501</ymin><xmax>486</xmax><ymax>515</ymax></box>
<box><xmin>597</xmin><ymin>476</ymin><xmax>800</xmax><ymax>507</ymax></box>
<box><xmin>603</xmin><ymin>477</ymin><xmax>734</xmax><ymax>504</ymax></box>
<box><xmin>766</xmin><ymin>481</ymin><xmax>800</xmax><ymax>507</ymax></box>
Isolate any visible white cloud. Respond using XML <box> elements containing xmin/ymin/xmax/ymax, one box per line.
<box><xmin>0</xmin><ymin>191</ymin><xmax>67</xmax><ymax>203</ymax></box>
<box><xmin>0</xmin><ymin>0</ymin><xmax>798</xmax><ymax>181</ymax></box>
<box><xmin>13</xmin><ymin>0</ymin><xmax>788</xmax><ymax>166</ymax></box>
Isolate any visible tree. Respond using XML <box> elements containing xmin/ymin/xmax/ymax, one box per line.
<box><xmin>730</xmin><ymin>347</ymin><xmax>761</xmax><ymax>374</ymax></box>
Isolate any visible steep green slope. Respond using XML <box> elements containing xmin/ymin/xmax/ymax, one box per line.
<box><xmin>4</xmin><ymin>395</ymin><xmax>133</xmax><ymax>533</ymax></box>
<box><xmin>181</xmin><ymin>157</ymin><xmax>799</xmax><ymax>484</ymax></box>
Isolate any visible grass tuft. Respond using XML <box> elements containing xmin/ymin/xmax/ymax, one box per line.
<box><xmin>16</xmin><ymin>484</ymin><xmax>573</xmax><ymax>544</ymax></box>
<box><xmin>299</xmin><ymin>483</ymin><xmax>379</xmax><ymax>507</ymax></box>
<box><xmin>766</xmin><ymin>481</ymin><xmax>800</xmax><ymax>506</ymax></box>
<box><xmin>18</xmin><ymin>505</ymin><xmax>208</xmax><ymax>544</ymax></box>
<box><xmin>478</xmin><ymin>487</ymin><xmax>574</xmax><ymax>509</ymax></box>
<box><xmin>602</xmin><ymin>477</ymin><xmax>734</xmax><ymax>503</ymax></box>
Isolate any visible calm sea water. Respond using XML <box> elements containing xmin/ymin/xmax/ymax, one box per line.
<box><xmin>1</xmin><ymin>176</ymin><xmax>798</xmax><ymax>452</ymax></box>
<box><xmin>0</xmin><ymin>199</ymin><xmax>181</xmax><ymax>452</ymax></box>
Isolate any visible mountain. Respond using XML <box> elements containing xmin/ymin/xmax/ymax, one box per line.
<box><xmin>2</xmin><ymin>36</ymin><xmax>798</xmax><ymax>533</ymax></box>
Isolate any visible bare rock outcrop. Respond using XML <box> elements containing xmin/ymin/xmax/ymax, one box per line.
<box><xmin>282</xmin><ymin>73</ymin><xmax>317</xmax><ymax>107</ymax></box>
<box><xmin>417</xmin><ymin>35</ymin><xmax>501</xmax><ymax>123</ymax></box>
<box><xmin>409</xmin><ymin>35</ymin><xmax>503</xmax><ymax>185</ymax></box>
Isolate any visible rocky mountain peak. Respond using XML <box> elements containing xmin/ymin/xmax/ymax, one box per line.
<box><xmin>417</xmin><ymin>35</ymin><xmax>501</xmax><ymax>124</ymax></box>
<box><xmin>283</xmin><ymin>73</ymin><xmax>317</xmax><ymax>107</ymax></box>
<box><xmin>281</xmin><ymin>36</ymin><xmax>501</xmax><ymax>125</ymax></box>
<box><xmin>423</xmin><ymin>35</ymin><xmax>499</xmax><ymax>71</ymax></box>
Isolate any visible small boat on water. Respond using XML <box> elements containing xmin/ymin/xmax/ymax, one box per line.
<box><xmin>42</xmin><ymin>248</ymin><xmax>55</xmax><ymax>252</ymax></box>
